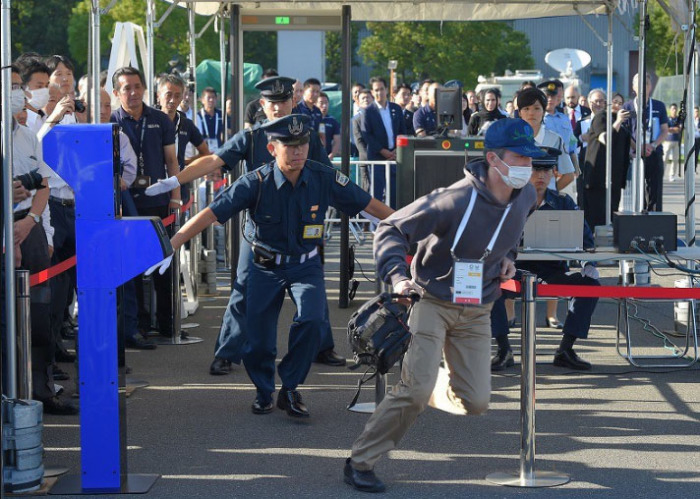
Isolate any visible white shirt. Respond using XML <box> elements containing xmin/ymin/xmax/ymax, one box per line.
<box><xmin>375</xmin><ymin>101</ymin><xmax>395</xmax><ymax>150</ymax></box>
<box><xmin>119</xmin><ymin>131</ymin><xmax>138</xmax><ymax>187</ymax></box>
<box><xmin>13</xmin><ymin>123</ymin><xmax>54</xmax><ymax>246</ymax></box>
<box><xmin>38</xmin><ymin>113</ymin><xmax>78</xmax><ymax>200</ymax></box>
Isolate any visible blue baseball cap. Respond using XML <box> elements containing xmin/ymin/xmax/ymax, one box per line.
<box><xmin>255</xmin><ymin>76</ymin><xmax>295</xmax><ymax>102</ymax></box>
<box><xmin>484</xmin><ymin>118</ymin><xmax>546</xmax><ymax>158</ymax></box>
<box><xmin>261</xmin><ymin>114</ymin><xmax>310</xmax><ymax>146</ymax></box>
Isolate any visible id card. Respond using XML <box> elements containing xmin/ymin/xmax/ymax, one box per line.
<box><xmin>302</xmin><ymin>225</ymin><xmax>323</xmax><ymax>239</ymax></box>
<box><xmin>452</xmin><ymin>259</ymin><xmax>483</xmax><ymax>304</ymax></box>
<box><xmin>206</xmin><ymin>138</ymin><xmax>219</xmax><ymax>151</ymax></box>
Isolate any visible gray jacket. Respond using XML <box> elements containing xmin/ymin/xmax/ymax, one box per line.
<box><xmin>374</xmin><ymin>161</ymin><xmax>536</xmax><ymax>304</ymax></box>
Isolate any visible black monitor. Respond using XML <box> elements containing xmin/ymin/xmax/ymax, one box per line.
<box><xmin>435</xmin><ymin>86</ymin><xmax>463</xmax><ymax>131</ymax></box>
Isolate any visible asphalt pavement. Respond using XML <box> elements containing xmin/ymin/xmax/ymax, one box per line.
<box><xmin>40</xmin><ymin>177</ymin><xmax>700</xmax><ymax>498</ymax></box>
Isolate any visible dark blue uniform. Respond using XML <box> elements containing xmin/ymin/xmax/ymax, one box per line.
<box><xmin>490</xmin><ymin>189</ymin><xmax>599</xmax><ymax>340</ymax></box>
<box><xmin>209</xmin><ymin>160</ymin><xmax>371</xmax><ymax>401</ymax></box>
<box><xmin>412</xmin><ymin>105</ymin><xmax>437</xmax><ymax>136</ymax></box>
<box><xmin>296</xmin><ymin>100</ymin><xmax>324</xmax><ymax>132</ymax></box>
<box><xmin>211</xmin><ymin>123</ymin><xmax>334</xmax><ymax>364</ymax></box>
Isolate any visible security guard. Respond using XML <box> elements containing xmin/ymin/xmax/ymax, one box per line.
<box><xmin>149</xmin><ymin>115</ymin><xmax>393</xmax><ymax>417</ymax></box>
<box><xmin>490</xmin><ymin>148</ymin><xmax>600</xmax><ymax>372</ymax></box>
<box><xmin>146</xmin><ymin>76</ymin><xmax>346</xmax><ymax>375</ymax></box>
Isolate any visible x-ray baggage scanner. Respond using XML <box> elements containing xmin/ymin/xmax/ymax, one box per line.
<box><xmin>395</xmin><ymin>136</ymin><xmax>485</xmax><ymax>209</ymax></box>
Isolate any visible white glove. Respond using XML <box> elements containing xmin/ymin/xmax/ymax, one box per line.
<box><xmin>145</xmin><ymin>255</ymin><xmax>173</xmax><ymax>276</ymax></box>
<box><xmin>145</xmin><ymin>176</ymin><xmax>180</xmax><ymax>196</ymax></box>
<box><xmin>582</xmin><ymin>264</ymin><xmax>599</xmax><ymax>280</ymax></box>
<box><xmin>394</xmin><ymin>279</ymin><xmax>424</xmax><ymax>299</ymax></box>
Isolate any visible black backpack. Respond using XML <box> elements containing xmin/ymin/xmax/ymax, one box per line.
<box><xmin>346</xmin><ymin>293</ymin><xmax>417</xmax><ymax>409</ymax></box>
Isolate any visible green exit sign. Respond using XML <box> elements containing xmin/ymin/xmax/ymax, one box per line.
<box><xmin>275</xmin><ymin>16</ymin><xmax>290</xmax><ymax>25</ymax></box>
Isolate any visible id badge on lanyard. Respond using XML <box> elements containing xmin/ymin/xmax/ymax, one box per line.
<box><xmin>450</xmin><ymin>189</ymin><xmax>511</xmax><ymax>305</ymax></box>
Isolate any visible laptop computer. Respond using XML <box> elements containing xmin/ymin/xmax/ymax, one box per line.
<box><xmin>521</xmin><ymin>210</ymin><xmax>584</xmax><ymax>252</ymax></box>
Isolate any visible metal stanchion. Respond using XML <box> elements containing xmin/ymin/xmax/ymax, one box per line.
<box><xmin>206</xmin><ymin>181</ymin><xmax>215</xmax><ymax>250</ymax></box>
<box><xmin>15</xmin><ymin>270</ymin><xmax>32</xmax><ymax>400</ymax></box>
<box><xmin>152</xmin><ymin>208</ymin><xmax>202</xmax><ymax>346</ymax></box>
<box><xmin>347</xmin><ymin>373</ymin><xmax>387</xmax><ymax>414</ymax></box>
<box><xmin>487</xmin><ymin>273</ymin><xmax>570</xmax><ymax>487</ymax></box>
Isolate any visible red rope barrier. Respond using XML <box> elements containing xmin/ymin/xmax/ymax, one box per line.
<box><xmin>28</xmin><ymin>199</ymin><xmax>193</xmax><ymax>287</ymax></box>
<box><xmin>500</xmin><ymin>279</ymin><xmax>700</xmax><ymax>300</ymax></box>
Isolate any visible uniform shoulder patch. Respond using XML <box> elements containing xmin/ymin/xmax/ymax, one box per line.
<box><xmin>335</xmin><ymin>171</ymin><xmax>350</xmax><ymax>186</ymax></box>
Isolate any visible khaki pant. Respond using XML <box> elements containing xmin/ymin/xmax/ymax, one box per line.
<box><xmin>350</xmin><ymin>294</ymin><xmax>493</xmax><ymax>470</ymax></box>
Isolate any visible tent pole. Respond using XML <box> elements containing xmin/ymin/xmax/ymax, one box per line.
<box><xmin>229</xmin><ymin>4</ymin><xmax>242</xmax><ymax>284</ymax></box>
<box><xmin>683</xmin><ymin>0</ymin><xmax>697</xmax><ymax>248</ymax></box>
<box><xmin>633</xmin><ymin>0</ymin><xmax>648</xmax><ymax>213</ymax></box>
<box><xmin>339</xmin><ymin>4</ymin><xmax>351</xmax><ymax>309</ymax></box>
<box><xmin>146</xmin><ymin>0</ymin><xmax>156</xmax><ymax>104</ymax></box>
<box><xmin>219</xmin><ymin>9</ymin><xmax>228</xmax><ymax>141</ymax></box>
<box><xmin>605</xmin><ymin>5</ymin><xmax>614</xmax><ymax>225</ymax></box>
<box><xmin>90</xmin><ymin>0</ymin><xmax>101</xmax><ymax>123</ymax></box>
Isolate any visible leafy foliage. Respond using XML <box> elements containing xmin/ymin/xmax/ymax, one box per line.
<box><xmin>358</xmin><ymin>21</ymin><xmax>535</xmax><ymax>87</ymax></box>
<box><xmin>646</xmin><ymin>3</ymin><xmax>699</xmax><ymax>77</ymax></box>
<box><xmin>10</xmin><ymin>1</ymin><xmax>79</xmax><ymax>60</ymax></box>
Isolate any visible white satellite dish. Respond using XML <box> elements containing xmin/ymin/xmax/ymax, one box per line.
<box><xmin>545</xmin><ymin>49</ymin><xmax>592</xmax><ymax>76</ymax></box>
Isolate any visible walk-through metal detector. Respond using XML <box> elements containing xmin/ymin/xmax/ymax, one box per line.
<box><xmin>395</xmin><ymin>136</ymin><xmax>485</xmax><ymax>209</ymax></box>
<box><xmin>226</xmin><ymin>6</ymin><xmax>353</xmax><ymax>306</ymax></box>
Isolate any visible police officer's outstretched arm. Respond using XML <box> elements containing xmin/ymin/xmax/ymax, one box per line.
<box><xmin>146</xmin><ymin>153</ymin><xmax>225</xmax><ymax>196</ymax></box>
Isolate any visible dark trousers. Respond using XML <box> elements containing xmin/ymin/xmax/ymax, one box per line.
<box><xmin>362</xmin><ymin>163</ymin><xmax>396</xmax><ymax>209</ymax></box>
<box><xmin>20</xmin><ymin>222</ymin><xmax>55</xmax><ymax>401</ymax></box>
<box><xmin>243</xmin><ymin>256</ymin><xmax>325</xmax><ymax>402</ymax></box>
<box><xmin>134</xmin><ymin>205</ymin><xmax>173</xmax><ymax>334</ymax></box>
<box><xmin>490</xmin><ymin>271</ymin><xmax>600</xmax><ymax>340</ymax></box>
<box><xmin>48</xmin><ymin>200</ymin><xmax>76</xmax><ymax>357</ymax></box>
<box><xmin>583</xmin><ymin>186</ymin><xmax>623</xmax><ymax>230</ymax></box>
<box><xmin>644</xmin><ymin>150</ymin><xmax>664</xmax><ymax>212</ymax></box>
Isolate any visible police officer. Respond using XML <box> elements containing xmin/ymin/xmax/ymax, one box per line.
<box><xmin>149</xmin><ymin>115</ymin><xmax>393</xmax><ymax>417</ymax></box>
<box><xmin>145</xmin><ymin>76</ymin><xmax>347</xmax><ymax>375</ymax></box>
<box><xmin>490</xmin><ymin>148</ymin><xmax>600</xmax><ymax>372</ymax></box>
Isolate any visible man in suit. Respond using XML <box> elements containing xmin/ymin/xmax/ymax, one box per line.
<box><xmin>361</xmin><ymin>76</ymin><xmax>407</xmax><ymax>208</ymax></box>
<box><xmin>565</xmin><ymin>85</ymin><xmax>591</xmax><ymax>127</ymax></box>
<box><xmin>352</xmin><ymin>89</ymin><xmax>372</xmax><ymax>190</ymax></box>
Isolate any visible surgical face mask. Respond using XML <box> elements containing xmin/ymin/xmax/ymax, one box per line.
<box><xmin>494</xmin><ymin>157</ymin><xmax>532</xmax><ymax>189</ymax></box>
<box><xmin>28</xmin><ymin>87</ymin><xmax>50</xmax><ymax>109</ymax></box>
<box><xmin>11</xmin><ymin>89</ymin><xmax>26</xmax><ymax>115</ymax></box>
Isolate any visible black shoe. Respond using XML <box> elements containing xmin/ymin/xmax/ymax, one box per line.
<box><xmin>209</xmin><ymin>357</ymin><xmax>232</xmax><ymax>375</ymax></box>
<box><xmin>52</xmin><ymin>365</ymin><xmax>70</xmax><ymax>381</ymax></box>
<box><xmin>251</xmin><ymin>397</ymin><xmax>274</xmax><ymax>415</ymax></box>
<box><xmin>55</xmin><ymin>349</ymin><xmax>76</xmax><ymax>363</ymax></box>
<box><xmin>42</xmin><ymin>397</ymin><xmax>79</xmax><ymax>415</ymax></box>
<box><xmin>553</xmin><ymin>348</ymin><xmax>592</xmax><ymax>370</ymax></box>
<box><xmin>315</xmin><ymin>348</ymin><xmax>347</xmax><ymax>367</ymax></box>
<box><xmin>344</xmin><ymin>458</ymin><xmax>386</xmax><ymax>493</ymax></box>
<box><xmin>491</xmin><ymin>350</ymin><xmax>514</xmax><ymax>372</ymax></box>
<box><xmin>276</xmin><ymin>387</ymin><xmax>309</xmax><ymax>418</ymax></box>
<box><xmin>60</xmin><ymin>325</ymin><xmax>76</xmax><ymax>340</ymax></box>
<box><xmin>125</xmin><ymin>333</ymin><xmax>157</xmax><ymax>350</ymax></box>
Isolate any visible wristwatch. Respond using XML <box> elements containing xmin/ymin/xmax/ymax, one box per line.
<box><xmin>28</xmin><ymin>212</ymin><xmax>40</xmax><ymax>224</ymax></box>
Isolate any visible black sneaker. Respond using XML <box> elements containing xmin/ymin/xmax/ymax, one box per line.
<box><xmin>125</xmin><ymin>333</ymin><xmax>157</xmax><ymax>350</ymax></box>
<box><xmin>344</xmin><ymin>458</ymin><xmax>386</xmax><ymax>493</ymax></box>
<box><xmin>491</xmin><ymin>350</ymin><xmax>514</xmax><ymax>372</ymax></box>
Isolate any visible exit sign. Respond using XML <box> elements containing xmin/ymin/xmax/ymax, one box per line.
<box><xmin>275</xmin><ymin>16</ymin><xmax>290</xmax><ymax>25</ymax></box>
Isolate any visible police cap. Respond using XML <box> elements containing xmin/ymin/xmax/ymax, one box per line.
<box><xmin>537</xmin><ymin>78</ymin><xmax>564</xmax><ymax>96</ymax></box>
<box><xmin>532</xmin><ymin>146</ymin><xmax>561</xmax><ymax>169</ymax></box>
<box><xmin>261</xmin><ymin>114</ymin><xmax>311</xmax><ymax>146</ymax></box>
<box><xmin>255</xmin><ymin>76</ymin><xmax>295</xmax><ymax>102</ymax></box>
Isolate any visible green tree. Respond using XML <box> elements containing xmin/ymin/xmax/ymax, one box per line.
<box><xmin>358</xmin><ymin>21</ymin><xmax>534</xmax><ymax>87</ymax></box>
<box><xmin>646</xmin><ymin>3</ymin><xmax>699</xmax><ymax>77</ymax></box>
<box><xmin>324</xmin><ymin>24</ymin><xmax>361</xmax><ymax>83</ymax></box>
<box><xmin>10</xmin><ymin>0</ymin><xmax>80</xmax><ymax>60</ymax></box>
<box><xmin>67</xmin><ymin>1</ymin><xmax>274</xmax><ymax>79</ymax></box>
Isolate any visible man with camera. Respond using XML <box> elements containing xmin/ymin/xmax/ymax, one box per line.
<box><xmin>110</xmin><ymin>66</ymin><xmax>182</xmax><ymax>341</ymax></box>
<box><xmin>344</xmin><ymin>119</ymin><xmax>543</xmax><ymax>492</ymax></box>
<box><xmin>148</xmin><ymin>115</ymin><xmax>392</xmax><ymax>417</ymax></box>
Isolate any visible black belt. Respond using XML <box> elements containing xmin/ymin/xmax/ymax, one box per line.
<box><xmin>13</xmin><ymin>208</ymin><xmax>30</xmax><ymax>222</ymax></box>
<box><xmin>49</xmin><ymin>195</ymin><xmax>75</xmax><ymax>207</ymax></box>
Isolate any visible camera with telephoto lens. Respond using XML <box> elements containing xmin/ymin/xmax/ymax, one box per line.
<box><xmin>74</xmin><ymin>99</ymin><xmax>86</xmax><ymax>113</ymax></box>
<box><xmin>14</xmin><ymin>169</ymin><xmax>45</xmax><ymax>191</ymax></box>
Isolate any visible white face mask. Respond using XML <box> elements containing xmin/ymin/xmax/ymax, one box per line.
<box><xmin>11</xmin><ymin>89</ymin><xmax>26</xmax><ymax>115</ymax></box>
<box><xmin>494</xmin><ymin>157</ymin><xmax>532</xmax><ymax>189</ymax></box>
<box><xmin>28</xmin><ymin>87</ymin><xmax>50</xmax><ymax>109</ymax></box>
